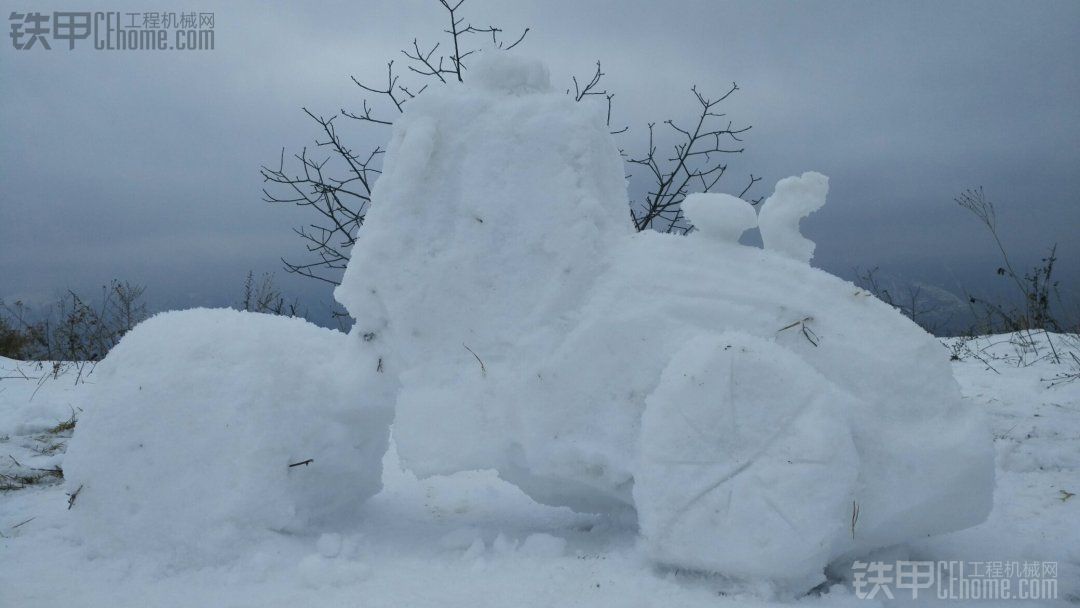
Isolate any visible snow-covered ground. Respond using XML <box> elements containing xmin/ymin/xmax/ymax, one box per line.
<box><xmin>1</xmin><ymin>332</ymin><xmax>1077</xmax><ymax>607</ymax></box>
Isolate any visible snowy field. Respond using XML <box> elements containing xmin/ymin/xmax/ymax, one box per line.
<box><xmin>1</xmin><ymin>332</ymin><xmax>1077</xmax><ymax>607</ymax></box>
<box><xmin>3</xmin><ymin>55</ymin><xmax>1077</xmax><ymax>606</ymax></box>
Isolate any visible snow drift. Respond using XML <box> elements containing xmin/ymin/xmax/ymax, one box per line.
<box><xmin>336</xmin><ymin>53</ymin><xmax>995</xmax><ymax>591</ymax></box>
<box><xmin>63</xmin><ymin>309</ymin><xmax>394</xmax><ymax>564</ymax></box>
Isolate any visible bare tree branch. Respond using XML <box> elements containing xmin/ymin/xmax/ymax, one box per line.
<box><xmin>627</xmin><ymin>83</ymin><xmax>754</xmax><ymax>233</ymax></box>
<box><xmin>263</xmin><ymin>1</ymin><xmax>757</xmax><ymax>296</ymax></box>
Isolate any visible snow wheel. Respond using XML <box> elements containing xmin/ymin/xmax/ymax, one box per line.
<box><xmin>634</xmin><ymin>331</ymin><xmax>859</xmax><ymax>589</ymax></box>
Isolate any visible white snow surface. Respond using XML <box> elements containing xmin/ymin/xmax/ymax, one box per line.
<box><xmin>1</xmin><ymin>332</ymin><xmax>1077</xmax><ymax>606</ymax></box>
<box><xmin>0</xmin><ymin>357</ymin><xmax>83</xmax><ymax>438</ymax></box>
<box><xmin>60</xmin><ymin>309</ymin><xmax>394</xmax><ymax>565</ymax></box>
<box><xmin>681</xmin><ymin>192</ymin><xmax>758</xmax><ymax>242</ymax></box>
<box><xmin>337</xmin><ymin>54</ymin><xmax>631</xmax><ymax>369</ymax></box>
<box><xmin>336</xmin><ymin>53</ymin><xmax>632</xmax><ymax>481</ymax></box>
<box><xmin>335</xmin><ymin>54</ymin><xmax>993</xmax><ymax>589</ymax></box>
<box><xmin>636</xmin><ymin>332</ymin><xmax>860</xmax><ymax>590</ymax></box>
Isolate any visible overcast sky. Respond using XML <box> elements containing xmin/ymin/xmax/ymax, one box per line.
<box><xmin>2</xmin><ymin>0</ymin><xmax>1078</xmax><ymax>327</ymax></box>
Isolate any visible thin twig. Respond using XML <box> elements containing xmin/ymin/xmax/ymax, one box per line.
<box><xmin>67</xmin><ymin>484</ymin><xmax>82</xmax><ymax>510</ymax></box>
<box><xmin>463</xmin><ymin>343</ymin><xmax>486</xmax><ymax>377</ymax></box>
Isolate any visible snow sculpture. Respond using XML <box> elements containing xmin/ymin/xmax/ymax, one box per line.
<box><xmin>63</xmin><ymin>309</ymin><xmax>394</xmax><ymax>564</ymax></box>
<box><xmin>636</xmin><ymin>332</ymin><xmax>860</xmax><ymax>589</ymax></box>
<box><xmin>758</xmin><ymin>171</ymin><xmax>829</xmax><ymax>263</ymax></box>
<box><xmin>336</xmin><ymin>53</ymin><xmax>994</xmax><ymax>592</ymax></box>
<box><xmin>337</xmin><ymin>53</ymin><xmax>632</xmax><ymax>481</ymax></box>
<box><xmin>681</xmin><ymin>192</ymin><xmax>757</xmax><ymax>243</ymax></box>
<box><xmin>63</xmin><ymin>53</ymin><xmax>993</xmax><ymax>590</ymax></box>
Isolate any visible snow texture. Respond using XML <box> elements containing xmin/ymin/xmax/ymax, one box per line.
<box><xmin>636</xmin><ymin>332</ymin><xmax>859</xmax><ymax>590</ymax></box>
<box><xmin>336</xmin><ymin>52</ymin><xmax>632</xmax><ymax>480</ymax></box>
<box><xmin>2</xmin><ymin>332</ymin><xmax>1076</xmax><ymax>606</ymax></box>
<box><xmin>681</xmin><ymin>192</ymin><xmax>757</xmax><ymax>243</ymax></box>
<box><xmin>61</xmin><ymin>308</ymin><xmax>394</xmax><ymax>565</ymax></box>
<box><xmin>0</xmin><ymin>357</ymin><xmax>82</xmax><ymax>438</ymax></box>
<box><xmin>758</xmin><ymin>171</ymin><xmax>829</xmax><ymax>263</ymax></box>
<box><xmin>334</xmin><ymin>54</ymin><xmax>994</xmax><ymax>590</ymax></box>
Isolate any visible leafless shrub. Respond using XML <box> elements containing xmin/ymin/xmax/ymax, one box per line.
<box><xmin>263</xmin><ymin>0</ymin><xmax>758</xmax><ymax>286</ymax></box>
<box><xmin>0</xmin><ymin>315</ymin><xmax>31</xmax><ymax>359</ymax></box>
<box><xmin>627</xmin><ymin>85</ymin><xmax>759</xmax><ymax>234</ymax></box>
<box><xmin>854</xmin><ymin>267</ymin><xmax>953</xmax><ymax>335</ymax></box>
<box><xmin>237</xmin><ymin>271</ymin><xmax>305</xmax><ymax>318</ymax></box>
<box><xmin>954</xmin><ymin>188</ymin><xmax>1072</xmax><ymax>335</ymax></box>
<box><xmin>0</xmin><ymin>280</ymin><xmax>147</xmax><ymax>361</ymax></box>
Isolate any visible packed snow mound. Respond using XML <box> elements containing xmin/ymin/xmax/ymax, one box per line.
<box><xmin>334</xmin><ymin>54</ymin><xmax>994</xmax><ymax>591</ymax></box>
<box><xmin>503</xmin><ymin>226</ymin><xmax>993</xmax><ymax>559</ymax></box>
<box><xmin>636</xmin><ymin>332</ymin><xmax>859</xmax><ymax>590</ymax></box>
<box><xmin>758</xmin><ymin>171</ymin><xmax>828</xmax><ymax>263</ymax></box>
<box><xmin>63</xmin><ymin>309</ymin><xmax>394</xmax><ymax>565</ymax></box>
<box><xmin>682</xmin><ymin>192</ymin><xmax>757</xmax><ymax>242</ymax></box>
<box><xmin>336</xmin><ymin>53</ymin><xmax>631</xmax><ymax>475</ymax></box>
<box><xmin>336</xmin><ymin>54</ymin><xmax>629</xmax><ymax>370</ymax></box>
<box><xmin>536</xmin><ymin>230</ymin><xmax>993</xmax><ymax>588</ymax></box>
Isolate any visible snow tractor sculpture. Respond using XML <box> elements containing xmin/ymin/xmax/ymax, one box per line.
<box><xmin>66</xmin><ymin>53</ymin><xmax>993</xmax><ymax>592</ymax></box>
<box><xmin>336</xmin><ymin>54</ymin><xmax>994</xmax><ymax>591</ymax></box>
